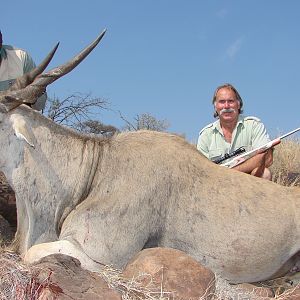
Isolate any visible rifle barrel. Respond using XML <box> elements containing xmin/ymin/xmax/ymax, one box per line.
<box><xmin>221</xmin><ymin>126</ymin><xmax>300</xmax><ymax>168</ymax></box>
<box><xmin>279</xmin><ymin>127</ymin><xmax>300</xmax><ymax>140</ymax></box>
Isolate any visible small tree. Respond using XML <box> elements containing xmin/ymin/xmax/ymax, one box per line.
<box><xmin>44</xmin><ymin>93</ymin><xmax>117</xmax><ymax>135</ymax></box>
<box><xmin>76</xmin><ymin>120</ymin><xmax>118</xmax><ymax>137</ymax></box>
<box><xmin>121</xmin><ymin>112</ymin><xmax>170</xmax><ymax>132</ymax></box>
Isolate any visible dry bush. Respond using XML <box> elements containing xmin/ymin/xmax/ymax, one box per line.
<box><xmin>271</xmin><ymin>138</ymin><xmax>300</xmax><ymax>187</ymax></box>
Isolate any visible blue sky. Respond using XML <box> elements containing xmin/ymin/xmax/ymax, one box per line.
<box><xmin>2</xmin><ymin>1</ymin><xmax>300</xmax><ymax>142</ymax></box>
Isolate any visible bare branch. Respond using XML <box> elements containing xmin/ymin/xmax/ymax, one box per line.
<box><xmin>44</xmin><ymin>93</ymin><xmax>108</xmax><ymax>129</ymax></box>
<box><xmin>118</xmin><ymin>110</ymin><xmax>137</xmax><ymax>131</ymax></box>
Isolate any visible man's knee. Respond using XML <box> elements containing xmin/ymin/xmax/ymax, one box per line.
<box><xmin>251</xmin><ymin>167</ymin><xmax>272</xmax><ymax>180</ymax></box>
<box><xmin>262</xmin><ymin>168</ymin><xmax>272</xmax><ymax>181</ymax></box>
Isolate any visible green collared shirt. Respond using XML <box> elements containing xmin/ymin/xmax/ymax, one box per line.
<box><xmin>0</xmin><ymin>45</ymin><xmax>36</xmax><ymax>90</ymax></box>
<box><xmin>197</xmin><ymin>115</ymin><xmax>271</xmax><ymax>162</ymax></box>
<box><xmin>0</xmin><ymin>45</ymin><xmax>47</xmax><ymax>110</ymax></box>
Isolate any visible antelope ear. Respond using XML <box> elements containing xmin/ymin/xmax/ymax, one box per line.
<box><xmin>10</xmin><ymin>114</ymin><xmax>35</xmax><ymax>148</ymax></box>
<box><xmin>2</xmin><ymin>96</ymin><xmax>24</xmax><ymax>112</ymax></box>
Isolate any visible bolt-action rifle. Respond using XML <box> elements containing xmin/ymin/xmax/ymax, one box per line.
<box><xmin>220</xmin><ymin>127</ymin><xmax>300</xmax><ymax>169</ymax></box>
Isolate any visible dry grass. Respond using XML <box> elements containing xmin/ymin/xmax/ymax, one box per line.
<box><xmin>271</xmin><ymin>138</ymin><xmax>300</xmax><ymax>187</ymax></box>
<box><xmin>0</xmin><ymin>249</ymin><xmax>53</xmax><ymax>300</ymax></box>
<box><xmin>1</xmin><ymin>248</ymin><xmax>299</xmax><ymax>300</ymax></box>
<box><xmin>0</xmin><ymin>249</ymin><xmax>174</xmax><ymax>300</ymax></box>
<box><xmin>98</xmin><ymin>265</ymin><xmax>173</xmax><ymax>299</ymax></box>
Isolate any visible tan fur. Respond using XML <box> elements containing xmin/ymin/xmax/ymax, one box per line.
<box><xmin>1</xmin><ymin>105</ymin><xmax>300</xmax><ymax>283</ymax></box>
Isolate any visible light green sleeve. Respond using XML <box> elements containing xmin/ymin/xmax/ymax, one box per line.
<box><xmin>197</xmin><ymin>128</ymin><xmax>211</xmax><ymax>158</ymax></box>
<box><xmin>22</xmin><ymin>50</ymin><xmax>48</xmax><ymax>111</ymax></box>
<box><xmin>23</xmin><ymin>51</ymin><xmax>36</xmax><ymax>73</ymax></box>
<box><xmin>251</xmin><ymin>120</ymin><xmax>271</xmax><ymax>149</ymax></box>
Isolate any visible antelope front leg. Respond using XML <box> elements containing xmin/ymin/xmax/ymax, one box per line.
<box><xmin>24</xmin><ymin>240</ymin><xmax>104</xmax><ymax>272</ymax></box>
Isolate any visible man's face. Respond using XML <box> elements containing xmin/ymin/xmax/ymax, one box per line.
<box><xmin>214</xmin><ymin>87</ymin><xmax>240</xmax><ymax>123</ymax></box>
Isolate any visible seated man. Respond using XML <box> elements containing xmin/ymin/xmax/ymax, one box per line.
<box><xmin>197</xmin><ymin>83</ymin><xmax>273</xmax><ymax>180</ymax></box>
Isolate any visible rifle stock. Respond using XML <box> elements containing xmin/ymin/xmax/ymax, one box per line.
<box><xmin>221</xmin><ymin>127</ymin><xmax>300</xmax><ymax>169</ymax></box>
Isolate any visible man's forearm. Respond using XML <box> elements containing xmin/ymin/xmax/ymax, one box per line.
<box><xmin>232</xmin><ymin>149</ymin><xmax>273</xmax><ymax>173</ymax></box>
<box><xmin>233</xmin><ymin>153</ymin><xmax>265</xmax><ymax>173</ymax></box>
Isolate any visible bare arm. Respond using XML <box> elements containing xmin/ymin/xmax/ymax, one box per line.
<box><xmin>233</xmin><ymin>148</ymin><xmax>273</xmax><ymax>174</ymax></box>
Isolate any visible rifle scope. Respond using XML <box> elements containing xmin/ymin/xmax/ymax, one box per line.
<box><xmin>213</xmin><ymin>147</ymin><xmax>246</xmax><ymax>164</ymax></box>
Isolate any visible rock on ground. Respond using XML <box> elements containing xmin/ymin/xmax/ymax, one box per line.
<box><xmin>32</xmin><ymin>254</ymin><xmax>121</xmax><ymax>300</ymax></box>
<box><xmin>123</xmin><ymin>247</ymin><xmax>215</xmax><ymax>300</ymax></box>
